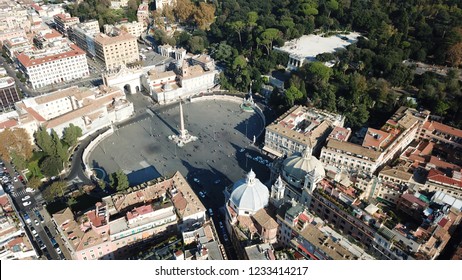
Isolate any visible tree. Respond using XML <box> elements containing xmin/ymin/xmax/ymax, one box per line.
<box><xmin>0</xmin><ymin>128</ymin><xmax>33</xmax><ymax>163</ymax></box>
<box><xmin>34</xmin><ymin>126</ymin><xmax>54</xmax><ymax>156</ymax></box>
<box><xmin>258</xmin><ymin>28</ymin><xmax>281</xmax><ymax>55</ymax></box>
<box><xmin>40</xmin><ymin>156</ymin><xmax>63</xmax><ymax>178</ymax></box>
<box><xmin>51</xmin><ymin>130</ymin><xmax>67</xmax><ymax>162</ymax></box>
<box><xmin>187</xmin><ymin>36</ymin><xmax>206</xmax><ymax>53</ymax></box>
<box><xmin>285</xmin><ymin>85</ymin><xmax>304</xmax><ymax>106</ymax></box>
<box><xmin>304</xmin><ymin>61</ymin><xmax>333</xmax><ymax>88</ymax></box>
<box><xmin>162</xmin><ymin>4</ymin><xmax>175</xmax><ymax>25</ymax></box>
<box><xmin>229</xmin><ymin>21</ymin><xmax>245</xmax><ymax>45</ymax></box>
<box><xmin>11</xmin><ymin>151</ymin><xmax>27</xmax><ymax>171</ymax></box>
<box><xmin>42</xmin><ymin>181</ymin><xmax>68</xmax><ymax>202</ymax></box>
<box><xmin>193</xmin><ymin>2</ymin><xmax>215</xmax><ymax>30</ymax></box>
<box><xmin>67</xmin><ymin>197</ymin><xmax>77</xmax><ymax>207</ymax></box>
<box><xmin>447</xmin><ymin>42</ymin><xmax>462</xmax><ymax>67</ymax></box>
<box><xmin>112</xmin><ymin>170</ymin><xmax>129</xmax><ymax>192</ymax></box>
<box><xmin>62</xmin><ymin>124</ymin><xmax>82</xmax><ymax>148</ymax></box>
<box><xmin>174</xmin><ymin>0</ymin><xmax>195</xmax><ymax>23</ymax></box>
<box><xmin>28</xmin><ymin>177</ymin><xmax>42</xmax><ymax>190</ymax></box>
<box><xmin>247</xmin><ymin>11</ymin><xmax>258</xmax><ymax>30</ymax></box>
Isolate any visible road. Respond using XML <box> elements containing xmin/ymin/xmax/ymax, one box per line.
<box><xmin>1</xmin><ymin>161</ymin><xmax>66</xmax><ymax>260</ymax></box>
<box><xmin>0</xmin><ymin>55</ymin><xmax>37</xmax><ymax>97</ymax></box>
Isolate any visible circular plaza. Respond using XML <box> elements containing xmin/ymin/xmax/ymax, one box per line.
<box><xmin>88</xmin><ymin>97</ymin><xmax>270</xmax><ymax>209</ymax></box>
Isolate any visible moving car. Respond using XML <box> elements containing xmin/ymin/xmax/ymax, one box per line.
<box><xmin>23</xmin><ymin>201</ymin><xmax>31</xmax><ymax>207</ymax></box>
<box><xmin>21</xmin><ymin>195</ymin><xmax>30</xmax><ymax>201</ymax></box>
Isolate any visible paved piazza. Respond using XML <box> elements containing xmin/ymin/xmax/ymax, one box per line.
<box><xmin>88</xmin><ymin>97</ymin><xmax>270</xmax><ymax>209</ymax></box>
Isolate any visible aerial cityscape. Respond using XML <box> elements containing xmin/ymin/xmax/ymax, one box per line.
<box><xmin>0</xmin><ymin>0</ymin><xmax>462</xmax><ymax>261</ymax></box>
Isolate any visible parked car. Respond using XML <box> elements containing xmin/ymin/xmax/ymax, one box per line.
<box><xmin>208</xmin><ymin>208</ymin><xmax>213</xmax><ymax>216</ymax></box>
<box><xmin>199</xmin><ymin>191</ymin><xmax>205</xmax><ymax>198</ymax></box>
<box><xmin>21</xmin><ymin>195</ymin><xmax>30</xmax><ymax>201</ymax></box>
<box><xmin>22</xmin><ymin>201</ymin><xmax>31</xmax><ymax>207</ymax></box>
<box><xmin>25</xmin><ymin>187</ymin><xmax>36</xmax><ymax>193</ymax></box>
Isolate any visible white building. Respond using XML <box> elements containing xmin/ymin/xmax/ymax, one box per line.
<box><xmin>274</xmin><ymin>32</ymin><xmax>361</xmax><ymax>71</ymax></box>
<box><xmin>141</xmin><ymin>59</ymin><xmax>217</xmax><ymax>105</ymax></box>
<box><xmin>1</xmin><ymin>86</ymin><xmax>134</xmax><ymax>141</ymax></box>
<box><xmin>16</xmin><ymin>43</ymin><xmax>89</xmax><ymax>89</ymax></box>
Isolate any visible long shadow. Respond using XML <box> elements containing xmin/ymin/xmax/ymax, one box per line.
<box><xmin>127</xmin><ymin>166</ymin><xmax>162</xmax><ymax>186</ymax></box>
<box><xmin>150</xmin><ymin>107</ymin><xmax>179</xmax><ymax>136</ymax></box>
<box><xmin>229</xmin><ymin>142</ymin><xmax>272</xmax><ymax>185</ymax></box>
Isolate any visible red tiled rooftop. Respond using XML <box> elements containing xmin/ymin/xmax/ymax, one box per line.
<box><xmin>0</xmin><ymin>196</ymin><xmax>9</xmax><ymax>207</ymax></box>
<box><xmin>401</xmin><ymin>193</ymin><xmax>428</xmax><ymax>208</ymax></box>
<box><xmin>438</xmin><ymin>218</ymin><xmax>448</xmax><ymax>228</ymax></box>
<box><xmin>424</xmin><ymin>121</ymin><xmax>462</xmax><ymax>138</ymax></box>
<box><xmin>0</xmin><ymin>119</ymin><xmax>18</xmax><ymax>129</ymax></box>
<box><xmin>16</xmin><ymin>44</ymin><xmax>86</xmax><ymax>68</ymax></box>
<box><xmin>25</xmin><ymin>107</ymin><xmax>46</xmax><ymax>122</ymax></box>
<box><xmin>427</xmin><ymin>169</ymin><xmax>462</xmax><ymax>188</ymax></box>
<box><xmin>8</xmin><ymin>237</ymin><xmax>23</xmax><ymax>248</ymax></box>
<box><xmin>126</xmin><ymin>204</ymin><xmax>153</xmax><ymax>220</ymax></box>
<box><xmin>298</xmin><ymin>213</ymin><xmax>309</xmax><ymax>222</ymax></box>
<box><xmin>31</xmin><ymin>3</ymin><xmax>43</xmax><ymax>11</ymax></box>
<box><xmin>428</xmin><ymin>156</ymin><xmax>460</xmax><ymax>171</ymax></box>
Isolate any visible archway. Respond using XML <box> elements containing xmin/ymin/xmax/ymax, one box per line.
<box><xmin>124</xmin><ymin>84</ymin><xmax>132</xmax><ymax>94</ymax></box>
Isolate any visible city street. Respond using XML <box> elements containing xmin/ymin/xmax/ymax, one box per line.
<box><xmin>2</xmin><ymin>161</ymin><xmax>66</xmax><ymax>260</ymax></box>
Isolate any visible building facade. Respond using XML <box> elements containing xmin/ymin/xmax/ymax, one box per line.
<box><xmin>263</xmin><ymin>105</ymin><xmax>345</xmax><ymax>158</ymax></box>
<box><xmin>53</xmin><ymin>13</ymin><xmax>80</xmax><ymax>36</ymax></box>
<box><xmin>0</xmin><ymin>77</ymin><xmax>20</xmax><ymax>111</ymax></box>
<box><xmin>16</xmin><ymin>44</ymin><xmax>89</xmax><ymax>89</ymax></box>
<box><xmin>94</xmin><ymin>32</ymin><xmax>139</xmax><ymax>70</ymax></box>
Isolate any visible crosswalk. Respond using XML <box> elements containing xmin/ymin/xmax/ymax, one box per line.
<box><xmin>12</xmin><ymin>189</ymin><xmax>28</xmax><ymax>197</ymax></box>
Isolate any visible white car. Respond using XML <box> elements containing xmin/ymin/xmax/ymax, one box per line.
<box><xmin>13</xmin><ymin>177</ymin><xmax>18</xmax><ymax>182</ymax></box>
<box><xmin>34</xmin><ymin>220</ymin><xmax>39</xmax><ymax>226</ymax></box>
<box><xmin>21</xmin><ymin>195</ymin><xmax>30</xmax><ymax>201</ymax></box>
<box><xmin>22</xmin><ymin>201</ymin><xmax>31</xmax><ymax>206</ymax></box>
<box><xmin>56</xmin><ymin>248</ymin><xmax>62</xmax><ymax>254</ymax></box>
<box><xmin>25</xmin><ymin>188</ymin><xmax>36</xmax><ymax>193</ymax></box>
<box><xmin>193</xmin><ymin>178</ymin><xmax>200</xmax><ymax>183</ymax></box>
<box><xmin>31</xmin><ymin>229</ymin><xmax>38</xmax><ymax>237</ymax></box>
<box><xmin>208</xmin><ymin>208</ymin><xmax>213</xmax><ymax>216</ymax></box>
<box><xmin>219</xmin><ymin>221</ymin><xmax>224</xmax><ymax>229</ymax></box>
<box><xmin>199</xmin><ymin>191</ymin><xmax>205</xmax><ymax>198</ymax></box>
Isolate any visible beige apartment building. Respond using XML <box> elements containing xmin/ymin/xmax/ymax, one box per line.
<box><xmin>94</xmin><ymin>32</ymin><xmax>139</xmax><ymax>70</ymax></box>
<box><xmin>263</xmin><ymin>105</ymin><xmax>345</xmax><ymax>158</ymax></box>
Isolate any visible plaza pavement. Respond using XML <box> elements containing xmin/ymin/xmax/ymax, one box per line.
<box><xmin>88</xmin><ymin>96</ymin><xmax>271</xmax><ymax>210</ymax></box>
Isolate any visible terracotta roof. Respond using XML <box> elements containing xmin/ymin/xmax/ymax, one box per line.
<box><xmin>0</xmin><ymin>119</ymin><xmax>18</xmax><ymax>129</ymax></box>
<box><xmin>43</xmin><ymin>30</ymin><xmax>62</xmax><ymax>39</ymax></box>
<box><xmin>252</xmin><ymin>208</ymin><xmax>278</xmax><ymax>230</ymax></box>
<box><xmin>25</xmin><ymin>107</ymin><xmax>46</xmax><ymax>122</ymax></box>
<box><xmin>127</xmin><ymin>204</ymin><xmax>153</xmax><ymax>220</ymax></box>
<box><xmin>400</xmin><ymin>193</ymin><xmax>428</xmax><ymax>208</ymax></box>
<box><xmin>30</xmin><ymin>3</ymin><xmax>43</xmax><ymax>11</ymax></box>
<box><xmin>424</xmin><ymin>121</ymin><xmax>462</xmax><ymax>138</ymax></box>
<box><xmin>362</xmin><ymin>128</ymin><xmax>391</xmax><ymax>149</ymax></box>
<box><xmin>16</xmin><ymin>44</ymin><xmax>86</xmax><ymax>68</ymax></box>
<box><xmin>328</xmin><ymin>126</ymin><xmax>351</xmax><ymax>141</ymax></box>
<box><xmin>427</xmin><ymin>169</ymin><xmax>462</xmax><ymax>188</ymax></box>
<box><xmin>428</xmin><ymin>156</ymin><xmax>460</xmax><ymax>171</ymax></box>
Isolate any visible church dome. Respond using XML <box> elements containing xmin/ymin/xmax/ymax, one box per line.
<box><xmin>229</xmin><ymin>170</ymin><xmax>269</xmax><ymax>216</ymax></box>
<box><xmin>282</xmin><ymin>148</ymin><xmax>325</xmax><ymax>182</ymax></box>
